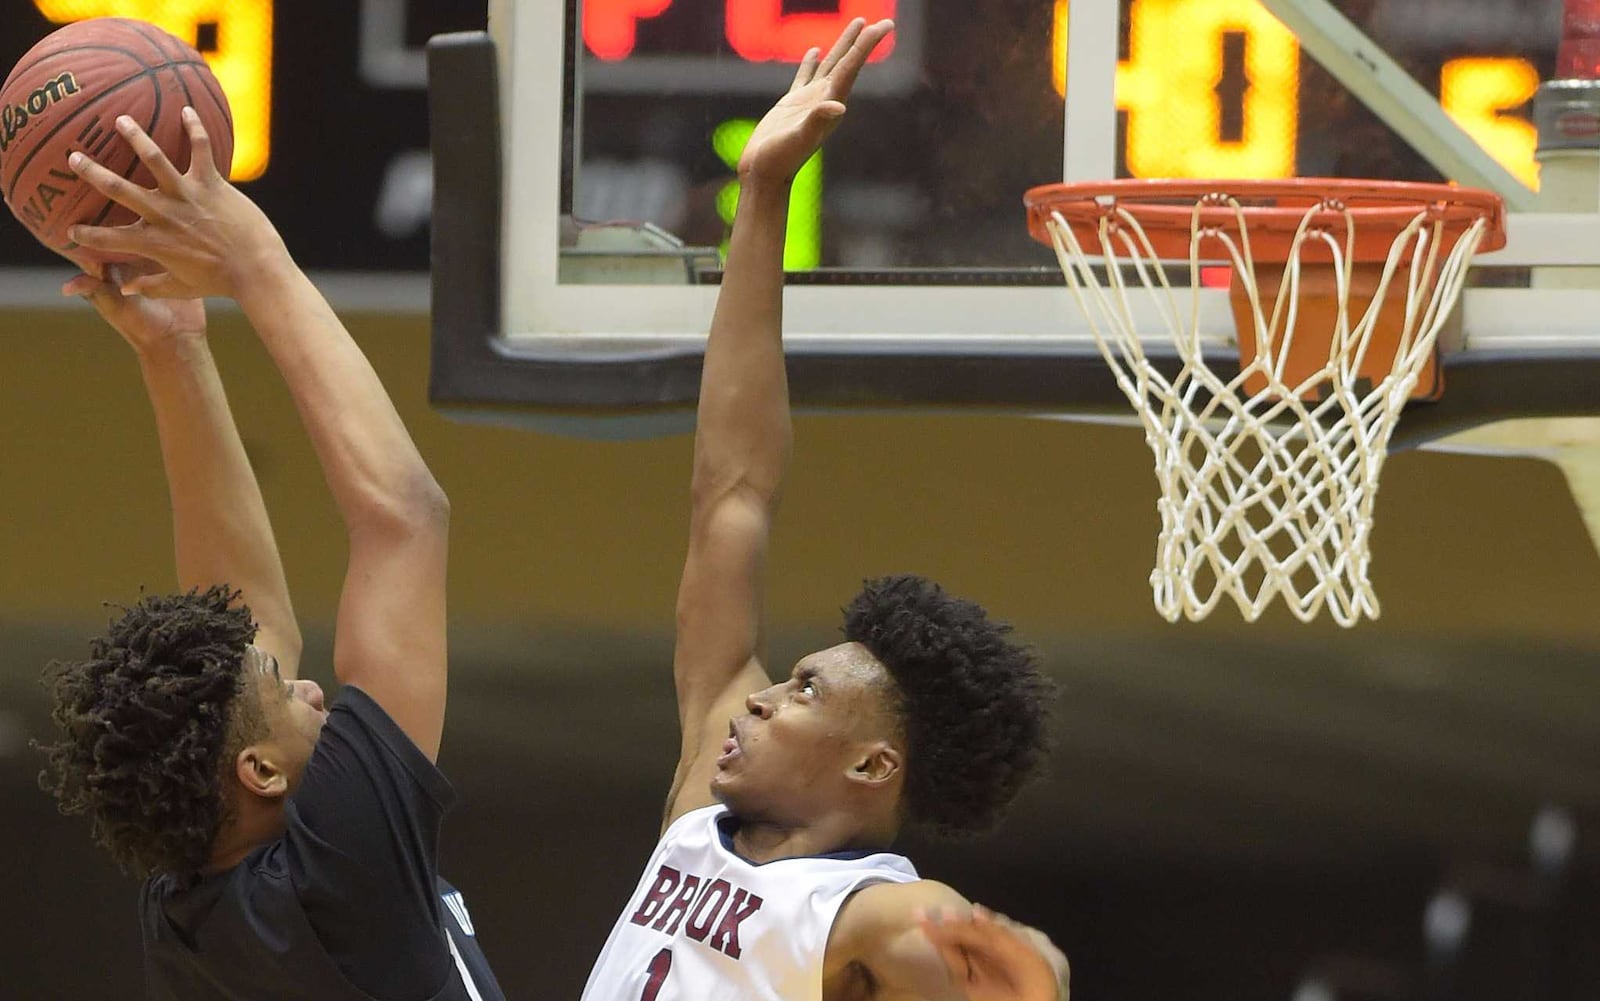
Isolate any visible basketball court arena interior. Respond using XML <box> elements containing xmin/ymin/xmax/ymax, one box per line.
<box><xmin>1</xmin><ymin>1</ymin><xmax>1598</xmax><ymax>998</ymax></box>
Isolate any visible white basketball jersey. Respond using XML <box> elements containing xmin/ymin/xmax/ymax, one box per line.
<box><xmin>580</xmin><ymin>806</ymin><xmax>919</xmax><ymax>1001</ymax></box>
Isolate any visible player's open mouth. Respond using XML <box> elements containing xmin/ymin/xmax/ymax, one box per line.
<box><xmin>717</xmin><ymin>720</ymin><xmax>742</xmax><ymax>766</ymax></box>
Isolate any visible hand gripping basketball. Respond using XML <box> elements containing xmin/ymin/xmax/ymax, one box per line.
<box><xmin>62</xmin><ymin>265</ymin><xmax>206</xmax><ymax>356</ymax></box>
<box><xmin>66</xmin><ymin>108</ymin><xmax>286</xmax><ymax>301</ymax></box>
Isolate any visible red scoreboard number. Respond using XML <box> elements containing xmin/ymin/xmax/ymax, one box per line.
<box><xmin>585</xmin><ymin>0</ymin><xmax>898</xmax><ymax>63</ymax></box>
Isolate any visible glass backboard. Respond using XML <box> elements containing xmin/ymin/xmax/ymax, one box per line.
<box><xmin>429</xmin><ymin>0</ymin><xmax>1600</xmax><ymax>443</ymax></box>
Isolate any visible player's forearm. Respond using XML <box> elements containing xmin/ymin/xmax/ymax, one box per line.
<box><xmin>691</xmin><ymin>177</ymin><xmax>794</xmax><ymax>507</ymax></box>
<box><xmin>232</xmin><ymin>255</ymin><xmax>447</xmax><ymax>534</ymax></box>
<box><xmin>135</xmin><ymin>332</ymin><xmax>302</xmax><ymax>671</ymax></box>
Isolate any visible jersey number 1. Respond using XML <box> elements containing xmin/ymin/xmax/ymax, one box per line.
<box><xmin>641</xmin><ymin>948</ymin><xmax>672</xmax><ymax>1001</ymax></box>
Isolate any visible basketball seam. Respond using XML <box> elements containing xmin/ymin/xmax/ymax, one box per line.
<box><xmin>118</xmin><ymin>19</ymin><xmax>235</xmax><ymax>150</ymax></box>
<box><xmin>153</xmin><ymin>63</ymin><xmax>222</xmax><ymax>179</ymax></box>
<box><xmin>121</xmin><ymin>19</ymin><xmax>192</xmax><ymax>74</ymax></box>
<box><xmin>121</xmin><ymin>19</ymin><xmax>233</xmax><ymax>177</ymax></box>
<box><xmin>66</xmin><ymin>59</ymin><xmax>164</xmax><ymax>241</ymax></box>
<box><xmin>4</xmin><ymin>21</ymin><xmax>161</xmax><ymax>93</ymax></box>
<box><xmin>190</xmin><ymin>63</ymin><xmax>233</xmax><ymax>139</ymax></box>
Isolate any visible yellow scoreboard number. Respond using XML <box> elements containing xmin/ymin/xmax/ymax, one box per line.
<box><xmin>1441</xmin><ymin>56</ymin><xmax>1540</xmax><ymax>188</ymax></box>
<box><xmin>1053</xmin><ymin>0</ymin><xmax>1540</xmax><ymax>187</ymax></box>
<box><xmin>33</xmin><ymin>0</ymin><xmax>272</xmax><ymax>181</ymax></box>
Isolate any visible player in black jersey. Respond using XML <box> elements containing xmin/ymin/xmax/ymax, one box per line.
<box><xmin>39</xmin><ymin>108</ymin><xmax>503</xmax><ymax>1000</ymax></box>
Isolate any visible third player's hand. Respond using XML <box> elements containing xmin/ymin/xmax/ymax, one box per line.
<box><xmin>738</xmin><ymin>17</ymin><xmax>893</xmax><ymax>185</ymax></box>
<box><xmin>919</xmin><ymin>904</ymin><xmax>1071</xmax><ymax>1001</ymax></box>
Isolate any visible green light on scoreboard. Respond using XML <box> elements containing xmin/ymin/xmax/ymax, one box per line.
<box><xmin>712</xmin><ymin>118</ymin><xmax>823</xmax><ymax>270</ymax></box>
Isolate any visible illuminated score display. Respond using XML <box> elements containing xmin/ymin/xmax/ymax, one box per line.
<box><xmin>1051</xmin><ymin>0</ymin><xmax>1542</xmax><ymax>185</ymax></box>
<box><xmin>0</xmin><ymin>1</ymin><xmax>1565</xmax><ymax>275</ymax></box>
<box><xmin>578</xmin><ymin>0</ymin><xmax>921</xmax><ymax>96</ymax></box>
<box><xmin>585</xmin><ymin>0</ymin><xmax>898</xmax><ymax>63</ymax></box>
<box><xmin>32</xmin><ymin>0</ymin><xmax>273</xmax><ymax>181</ymax></box>
<box><xmin>573</xmin><ymin>0</ymin><xmax>1555</xmax><ymax>274</ymax></box>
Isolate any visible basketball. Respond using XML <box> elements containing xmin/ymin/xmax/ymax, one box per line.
<box><xmin>0</xmin><ymin>17</ymin><xmax>233</xmax><ymax>265</ymax></box>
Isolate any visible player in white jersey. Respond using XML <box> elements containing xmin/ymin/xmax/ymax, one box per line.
<box><xmin>583</xmin><ymin>19</ymin><xmax>1070</xmax><ymax>1001</ymax></box>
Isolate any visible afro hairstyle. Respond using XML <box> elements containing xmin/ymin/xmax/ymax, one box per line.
<box><xmin>38</xmin><ymin>586</ymin><xmax>263</xmax><ymax>876</ymax></box>
<box><xmin>843</xmin><ymin>574</ymin><xmax>1054</xmax><ymax>838</ymax></box>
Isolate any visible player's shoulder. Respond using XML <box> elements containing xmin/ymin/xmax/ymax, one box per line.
<box><xmin>823</xmin><ymin>879</ymin><xmax>966</xmax><ymax>993</ymax></box>
<box><xmin>832</xmin><ymin>879</ymin><xmax>965</xmax><ymax>944</ymax></box>
<box><xmin>306</xmin><ymin>685</ymin><xmax>453</xmax><ymax>805</ymax></box>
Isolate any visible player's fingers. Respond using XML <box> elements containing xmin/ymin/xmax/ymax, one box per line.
<box><xmin>180</xmin><ymin>107</ymin><xmax>220</xmax><ymax>183</ymax></box>
<box><xmin>921</xmin><ymin>910</ymin><xmax>1014</xmax><ymax>954</ymax></box>
<box><xmin>826</xmin><ymin>19</ymin><xmax>893</xmax><ymax>98</ymax></box>
<box><xmin>790</xmin><ymin>47</ymin><xmax>822</xmax><ymax>90</ymax></box>
<box><xmin>120</xmin><ymin>271</ymin><xmax>180</xmax><ymax>297</ymax></box>
<box><xmin>918</xmin><ymin>905</ymin><xmax>986</xmax><ymax>946</ymax></box>
<box><xmin>67</xmin><ymin>152</ymin><xmax>160</xmax><ymax>218</ymax></box>
<box><xmin>809</xmin><ymin>100</ymin><xmax>848</xmax><ymax>126</ymax></box>
<box><xmin>112</xmin><ymin>115</ymin><xmax>183</xmax><ymax>193</ymax></box>
<box><xmin>60</xmin><ymin>273</ymin><xmax>105</xmax><ymax>297</ymax></box>
<box><xmin>68</xmin><ymin>221</ymin><xmax>150</xmax><ymax>256</ymax></box>
<box><xmin>816</xmin><ymin>17</ymin><xmax>866</xmax><ymax>76</ymax></box>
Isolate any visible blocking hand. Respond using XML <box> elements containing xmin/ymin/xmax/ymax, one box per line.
<box><xmin>738</xmin><ymin>17</ymin><xmax>894</xmax><ymax>184</ymax></box>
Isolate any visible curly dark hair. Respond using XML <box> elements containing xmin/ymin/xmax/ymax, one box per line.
<box><xmin>38</xmin><ymin>586</ymin><xmax>263</xmax><ymax>877</ymax></box>
<box><xmin>843</xmin><ymin>574</ymin><xmax>1054</xmax><ymax>838</ymax></box>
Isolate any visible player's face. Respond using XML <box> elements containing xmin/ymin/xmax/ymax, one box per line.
<box><xmin>244</xmin><ymin>645</ymin><xmax>329</xmax><ymax>788</ymax></box>
<box><xmin>711</xmin><ymin>642</ymin><xmax>901</xmax><ymax>824</ymax></box>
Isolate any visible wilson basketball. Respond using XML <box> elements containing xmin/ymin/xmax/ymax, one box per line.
<box><xmin>0</xmin><ymin>17</ymin><xmax>233</xmax><ymax>264</ymax></box>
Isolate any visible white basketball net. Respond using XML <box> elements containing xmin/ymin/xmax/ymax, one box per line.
<box><xmin>1044</xmin><ymin>196</ymin><xmax>1490</xmax><ymax>626</ymax></box>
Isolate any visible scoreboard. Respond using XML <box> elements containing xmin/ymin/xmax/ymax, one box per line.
<box><xmin>573</xmin><ymin>0</ymin><xmax>1564</xmax><ymax>271</ymax></box>
<box><xmin>0</xmin><ymin>0</ymin><xmax>1570</xmax><ymax>272</ymax></box>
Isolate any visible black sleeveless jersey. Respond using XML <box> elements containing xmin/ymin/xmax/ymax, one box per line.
<box><xmin>140</xmin><ymin>687</ymin><xmax>503</xmax><ymax>1000</ymax></box>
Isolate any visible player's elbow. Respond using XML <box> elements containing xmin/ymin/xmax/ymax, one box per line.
<box><xmin>689</xmin><ymin>425</ymin><xmax>792</xmax><ymax>510</ymax></box>
<box><xmin>348</xmin><ymin>473</ymin><xmax>451</xmax><ymax>539</ymax></box>
<box><xmin>688</xmin><ymin>465</ymin><xmax>784</xmax><ymax>521</ymax></box>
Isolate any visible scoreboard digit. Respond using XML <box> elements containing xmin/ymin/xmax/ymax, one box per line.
<box><xmin>584</xmin><ymin>0</ymin><xmax>898</xmax><ymax>64</ymax></box>
<box><xmin>725</xmin><ymin>0</ymin><xmax>897</xmax><ymax>64</ymax></box>
<box><xmin>1052</xmin><ymin>0</ymin><xmax>1543</xmax><ymax>185</ymax></box>
<box><xmin>34</xmin><ymin>0</ymin><xmax>273</xmax><ymax>180</ymax></box>
<box><xmin>584</xmin><ymin>0</ymin><xmax>672</xmax><ymax>61</ymax></box>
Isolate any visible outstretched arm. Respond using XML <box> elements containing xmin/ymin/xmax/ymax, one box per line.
<box><xmin>664</xmin><ymin>18</ymin><xmax>895</xmax><ymax>828</ymax></box>
<box><xmin>70</xmin><ymin>111</ymin><xmax>450</xmax><ymax>759</ymax></box>
<box><xmin>63</xmin><ymin>274</ymin><xmax>301</xmax><ymax>676</ymax></box>
<box><xmin>827</xmin><ymin>882</ymin><xmax>1071</xmax><ymax>1001</ymax></box>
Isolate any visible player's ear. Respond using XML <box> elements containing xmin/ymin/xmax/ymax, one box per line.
<box><xmin>848</xmin><ymin>741</ymin><xmax>903</xmax><ymax>788</ymax></box>
<box><xmin>234</xmin><ymin>745</ymin><xmax>290</xmax><ymax>800</ymax></box>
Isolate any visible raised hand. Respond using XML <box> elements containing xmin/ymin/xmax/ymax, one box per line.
<box><xmin>919</xmin><ymin>904</ymin><xmax>1071</xmax><ymax>1001</ymax></box>
<box><xmin>65</xmin><ymin>108</ymin><xmax>287</xmax><ymax>301</ymax></box>
<box><xmin>63</xmin><ymin>264</ymin><xmax>205</xmax><ymax>355</ymax></box>
<box><xmin>738</xmin><ymin>17</ymin><xmax>894</xmax><ymax>184</ymax></box>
